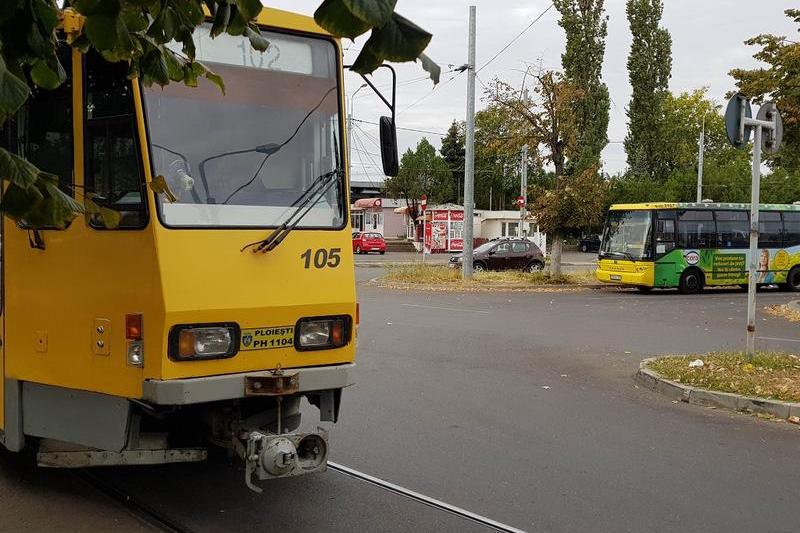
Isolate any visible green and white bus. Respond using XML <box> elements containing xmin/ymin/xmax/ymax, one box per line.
<box><xmin>596</xmin><ymin>202</ymin><xmax>800</xmax><ymax>294</ymax></box>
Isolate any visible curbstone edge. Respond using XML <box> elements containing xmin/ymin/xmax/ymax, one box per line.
<box><xmin>636</xmin><ymin>358</ymin><xmax>800</xmax><ymax>421</ymax></box>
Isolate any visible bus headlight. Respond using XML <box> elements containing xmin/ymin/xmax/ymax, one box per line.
<box><xmin>169</xmin><ymin>323</ymin><xmax>240</xmax><ymax>360</ymax></box>
<box><xmin>295</xmin><ymin>317</ymin><xmax>350</xmax><ymax>350</ymax></box>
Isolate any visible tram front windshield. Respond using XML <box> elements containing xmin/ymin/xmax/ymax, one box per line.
<box><xmin>144</xmin><ymin>26</ymin><xmax>344</xmax><ymax>228</ymax></box>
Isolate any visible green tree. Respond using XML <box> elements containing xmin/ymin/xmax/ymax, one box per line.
<box><xmin>730</xmin><ymin>9</ymin><xmax>800</xmax><ymax>173</ymax></box>
<box><xmin>484</xmin><ymin>70</ymin><xmax>606</xmax><ymax>275</ymax></box>
<box><xmin>384</xmin><ymin>137</ymin><xmax>452</xmax><ymax>231</ymax></box>
<box><xmin>0</xmin><ymin>0</ymin><xmax>437</xmax><ymax>228</ymax></box>
<box><xmin>554</xmin><ymin>0</ymin><xmax>610</xmax><ymax>174</ymax></box>
<box><xmin>439</xmin><ymin>120</ymin><xmax>465</xmax><ymax>203</ymax></box>
<box><xmin>625</xmin><ymin>0</ymin><xmax>672</xmax><ymax>180</ymax></box>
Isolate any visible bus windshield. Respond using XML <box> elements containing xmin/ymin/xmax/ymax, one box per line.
<box><xmin>600</xmin><ymin>210</ymin><xmax>652</xmax><ymax>261</ymax></box>
<box><xmin>143</xmin><ymin>26</ymin><xmax>344</xmax><ymax>228</ymax></box>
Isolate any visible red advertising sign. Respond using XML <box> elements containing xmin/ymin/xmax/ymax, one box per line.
<box><xmin>430</xmin><ymin>222</ymin><xmax>448</xmax><ymax>251</ymax></box>
<box><xmin>450</xmin><ymin>211</ymin><xmax>465</xmax><ymax>221</ymax></box>
<box><xmin>424</xmin><ymin>221</ymin><xmax>432</xmax><ymax>250</ymax></box>
<box><xmin>450</xmin><ymin>238</ymin><xmax>464</xmax><ymax>251</ymax></box>
<box><xmin>433</xmin><ymin>211</ymin><xmax>449</xmax><ymax>221</ymax></box>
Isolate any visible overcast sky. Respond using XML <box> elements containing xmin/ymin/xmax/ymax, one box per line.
<box><xmin>265</xmin><ymin>1</ymin><xmax>798</xmax><ymax>183</ymax></box>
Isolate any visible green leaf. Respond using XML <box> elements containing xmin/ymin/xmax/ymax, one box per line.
<box><xmin>0</xmin><ymin>147</ymin><xmax>41</xmax><ymax>189</ymax></box>
<box><xmin>31</xmin><ymin>0</ymin><xmax>59</xmax><ymax>31</ymax></box>
<box><xmin>226</xmin><ymin>11</ymin><xmax>247</xmax><ymax>36</ymax></box>
<box><xmin>30</xmin><ymin>58</ymin><xmax>66</xmax><ymax>90</ymax></box>
<box><xmin>71</xmin><ymin>0</ymin><xmax>103</xmax><ymax>16</ymax></box>
<box><xmin>84</xmin><ymin>14</ymin><xmax>122</xmax><ymax>50</ymax></box>
<box><xmin>366</xmin><ymin>13</ymin><xmax>432</xmax><ymax>63</ymax></box>
<box><xmin>210</xmin><ymin>2</ymin><xmax>231</xmax><ymax>38</ymax></box>
<box><xmin>163</xmin><ymin>48</ymin><xmax>186</xmax><ymax>82</ymax></box>
<box><xmin>314</xmin><ymin>0</ymin><xmax>371</xmax><ymax>40</ymax></box>
<box><xmin>121</xmin><ymin>5</ymin><xmax>149</xmax><ymax>33</ymax></box>
<box><xmin>0</xmin><ymin>56</ymin><xmax>31</xmax><ymax>121</ymax></box>
<box><xmin>0</xmin><ymin>182</ymin><xmax>45</xmax><ymax>220</ymax></box>
<box><xmin>341</xmin><ymin>0</ymin><xmax>397</xmax><ymax>26</ymax></box>
<box><xmin>85</xmin><ymin>195</ymin><xmax>121</xmax><ymax>229</ymax></box>
<box><xmin>141</xmin><ymin>49</ymin><xmax>170</xmax><ymax>86</ymax></box>
<box><xmin>350</xmin><ymin>13</ymin><xmax>433</xmax><ymax>76</ymax></box>
<box><xmin>245</xmin><ymin>25</ymin><xmax>270</xmax><ymax>52</ymax></box>
<box><xmin>418</xmin><ymin>53</ymin><xmax>441</xmax><ymax>84</ymax></box>
<box><xmin>204</xmin><ymin>69</ymin><xmax>225</xmax><ymax>93</ymax></box>
<box><xmin>234</xmin><ymin>0</ymin><xmax>263</xmax><ymax>21</ymax></box>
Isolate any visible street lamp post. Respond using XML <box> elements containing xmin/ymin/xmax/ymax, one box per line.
<box><xmin>348</xmin><ymin>83</ymin><xmax>368</xmax><ymax>177</ymax></box>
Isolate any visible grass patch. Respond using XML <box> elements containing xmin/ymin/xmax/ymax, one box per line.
<box><xmin>382</xmin><ymin>264</ymin><xmax>594</xmax><ymax>286</ymax></box>
<box><xmin>647</xmin><ymin>352</ymin><xmax>800</xmax><ymax>403</ymax></box>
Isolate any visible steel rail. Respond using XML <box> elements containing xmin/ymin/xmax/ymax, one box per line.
<box><xmin>328</xmin><ymin>462</ymin><xmax>529</xmax><ymax>533</ymax></box>
<box><xmin>75</xmin><ymin>469</ymin><xmax>193</xmax><ymax>533</ymax></box>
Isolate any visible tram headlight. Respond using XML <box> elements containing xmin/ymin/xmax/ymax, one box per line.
<box><xmin>169</xmin><ymin>323</ymin><xmax>239</xmax><ymax>361</ymax></box>
<box><xmin>295</xmin><ymin>316</ymin><xmax>350</xmax><ymax>350</ymax></box>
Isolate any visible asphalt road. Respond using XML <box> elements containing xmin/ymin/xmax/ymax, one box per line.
<box><xmin>3</xmin><ymin>283</ymin><xmax>799</xmax><ymax>532</ymax></box>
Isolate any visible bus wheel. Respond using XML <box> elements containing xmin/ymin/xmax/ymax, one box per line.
<box><xmin>679</xmin><ymin>269</ymin><xmax>704</xmax><ymax>294</ymax></box>
<box><xmin>788</xmin><ymin>266</ymin><xmax>800</xmax><ymax>292</ymax></box>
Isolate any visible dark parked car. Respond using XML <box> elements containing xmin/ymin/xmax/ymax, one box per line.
<box><xmin>449</xmin><ymin>238</ymin><xmax>545</xmax><ymax>273</ymax></box>
<box><xmin>579</xmin><ymin>234</ymin><xmax>601</xmax><ymax>253</ymax></box>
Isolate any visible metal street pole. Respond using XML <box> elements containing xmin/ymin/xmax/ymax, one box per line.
<box><xmin>462</xmin><ymin>5</ymin><xmax>477</xmax><ymax>280</ymax></box>
<box><xmin>520</xmin><ymin>144</ymin><xmax>528</xmax><ymax>237</ymax></box>
<box><xmin>745</xmin><ymin>124</ymin><xmax>762</xmax><ymax>357</ymax></box>
<box><xmin>696</xmin><ymin>118</ymin><xmax>705</xmax><ymax>203</ymax></box>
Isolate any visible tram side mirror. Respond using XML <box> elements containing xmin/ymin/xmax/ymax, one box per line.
<box><xmin>379</xmin><ymin>116</ymin><xmax>399</xmax><ymax>177</ymax></box>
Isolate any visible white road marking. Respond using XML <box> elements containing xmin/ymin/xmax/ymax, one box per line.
<box><xmin>401</xmin><ymin>303</ymin><xmax>491</xmax><ymax>314</ymax></box>
<box><xmin>757</xmin><ymin>336</ymin><xmax>800</xmax><ymax>344</ymax></box>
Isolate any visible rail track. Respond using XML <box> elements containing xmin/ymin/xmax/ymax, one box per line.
<box><xmin>77</xmin><ymin>463</ymin><xmax>528</xmax><ymax>533</ymax></box>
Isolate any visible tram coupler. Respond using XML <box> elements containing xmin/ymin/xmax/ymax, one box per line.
<box><xmin>242</xmin><ymin>429</ymin><xmax>329</xmax><ymax>493</ymax></box>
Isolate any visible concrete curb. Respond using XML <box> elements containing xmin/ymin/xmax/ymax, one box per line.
<box><xmin>636</xmin><ymin>358</ymin><xmax>800</xmax><ymax>421</ymax></box>
<box><xmin>368</xmin><ymin>280</ymin><xmax>617</xmax><ymax>291</ymax></box>
<box><xmin>355</xmin><ymin>261</ymin><xmax>597</xmax><ymax>268</ymax></box>
<box><xmin>788</xmin><ymin>300</ymin><xmax>800</xmax><ymax>313</ymax></box>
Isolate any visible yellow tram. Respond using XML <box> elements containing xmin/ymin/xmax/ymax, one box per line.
<box><xmin>0</xmin><ymin>7</ymin><xmax>396</xmax><ymax>491</ymax></box>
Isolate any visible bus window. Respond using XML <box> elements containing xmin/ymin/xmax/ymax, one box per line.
<box><xmin>783</xmin><ymin>212</ymin><xmax>800</xmax><ymax>247</ymax></box>
<box><xmin>758</xmin><ymin>211</ymin><xmax>783</xmax><ymax>248</ymax></box>
<box><xmin>84</xmin><ymin>51</ymin><xmax>147</xmax><ymax>229</ymax></box>
<box><xmin>676</xmin><ymin>210</ymin><xmax>715</xmax><ymax>249</ymax></box>
<box><xmin>715</xmin><ymin>210</ymin><xmax>749</xmax><ymax>249</ymax></box>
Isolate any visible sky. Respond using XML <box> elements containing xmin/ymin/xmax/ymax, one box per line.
<box><xmin>264</xmin><ymin>1</ymin><xmax>799</xmax><ymax>184</ymax></box>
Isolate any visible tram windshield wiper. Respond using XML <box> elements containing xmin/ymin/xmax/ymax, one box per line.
<box><xmin>241</xmin><ymin>166</ymin><xmax>344</xmax><ymax>254</ymax></box>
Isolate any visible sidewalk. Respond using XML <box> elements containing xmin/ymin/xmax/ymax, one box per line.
<box><xmin>354</xmin><ymin>250</ymin><xmax>598</xmax><ymax>270</ymax></box>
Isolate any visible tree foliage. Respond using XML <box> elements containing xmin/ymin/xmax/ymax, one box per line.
<box><xmin>483</xmin><ymin>69</ymin><xmax>606</xmax><ymax>274</ymax></box>
<box><xmin>554</xmin><ymin>0</ymin><xmax>610</xmax><ymax>174</ymax></box>
<box><xmin>384</xmin><ymin>137</ymin><xmax>452</xmax><ymax>225</ymax></box>
<box><xmin>730</xmin><ymin>8</ymin><xmax>800</xmax><ymax>173</ymax></box>
<box><xmin>439</xmin><ymin>120</ymin><xmax>464</xmax><ymax>203</ymax></box>
<box><xmin>625</xmin><ymin>0</ymin><xmax>672</xmax><ymax>180</ymax></box>
<box><xmin>0</xmin><ymin>0</ymin><xmax>436</xmax><ymax>228</ymax></box>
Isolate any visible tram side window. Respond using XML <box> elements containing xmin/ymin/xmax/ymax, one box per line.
<box><xmin>715</xmin><ymin>210</ymin><xmax>749</xmax><ymax>249</ymax></box>
<box><xmin>4</xmin><ymin>46</ymin><xmax>73</xmax><ymax>216</ymax></box>
<box><xmin>783</xmin><ymin>212</ymin><xmax>800</xmax><ymax>247</ymax></box>
<box><xmin>677</xmin><ymin>210</ymin><xmax>715</xmax><ymax>249</ymax></box>
<box><xmin>84</xmin><ymin>51</ymin><xmax>146</xmax><ymax>229</ymax></box>
<box><xmin>758</xmin><ymin>211</ymin><xmax>783</xmax><ymax>248</ymax></box>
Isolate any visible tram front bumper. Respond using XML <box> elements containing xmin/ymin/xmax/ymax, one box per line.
<box><xmin>141</xmin><ymin>363</ymin><xmax>355</xmax><ymax>405</ymax></box>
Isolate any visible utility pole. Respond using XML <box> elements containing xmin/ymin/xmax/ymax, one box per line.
<box><xmin>520</xmin><ymin>144</ymin><xmax>528</xmax><ymax>237</ymax></box>
<box><xmin>462</xmin><ymin>5</ymin><xmax>477</xmax><ymax>279</ymax></box>
<box><xmin>696</xmin><ymin>118</ymin><xmax>705</xmax><ymax>203</ymax></box>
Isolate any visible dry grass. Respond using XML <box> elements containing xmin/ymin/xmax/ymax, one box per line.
<box><xmin>764</xmin><ymin>304</ymin><xmax>800</xmax><ymax>323</ymax></box>
<box><xmin>380</xmin><ymin>264</ymin><xmax>596</xmax><ymax>288</ymax></box>
<box><xmin>647</xmin><ymin>352</ymin><xmax>800</xmax><ymax>403</ymax></box>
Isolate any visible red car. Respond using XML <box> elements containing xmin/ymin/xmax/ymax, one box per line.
<box><xmin>352</xmin><ymin>232</ymin><xmax>386</xmax><ymax>254</ymax></box>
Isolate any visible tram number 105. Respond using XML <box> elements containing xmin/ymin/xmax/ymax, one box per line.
<box><xmin>301</xmin><ymin>248</ymin><xmax>342</xmax><ymax>269</ymax></box>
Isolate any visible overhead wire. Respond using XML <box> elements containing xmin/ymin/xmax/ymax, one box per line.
<box><xmin>475</xmin><ymin>3</ymin><xmax>555</xmax><ymax>74</ymax></box>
